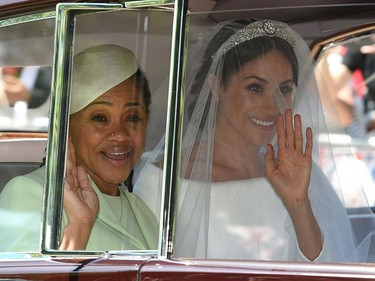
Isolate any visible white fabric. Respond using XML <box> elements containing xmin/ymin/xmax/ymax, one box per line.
<box><xmin>136</xmin><ymin>163</ymin><xmax>356</xmax><ymax>262</ymax></box>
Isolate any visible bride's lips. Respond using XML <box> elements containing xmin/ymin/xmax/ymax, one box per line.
<box><xmin>249</xmin><ymin>116</ymin><xmax>276</xmax><ymax>129</ymax></box>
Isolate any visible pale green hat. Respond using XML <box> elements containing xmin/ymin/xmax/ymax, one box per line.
<box><xmin>70</xmin><ymin>44</ymin><xmax>139</xmax><ymax>114</ymax></box>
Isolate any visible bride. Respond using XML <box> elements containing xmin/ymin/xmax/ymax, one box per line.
<box><xmin>135</xmin><ymin>19</ymin><xmax>374</xmax><ymax>262</ymax></box>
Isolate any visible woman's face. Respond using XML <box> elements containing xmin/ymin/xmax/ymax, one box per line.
<box><xmin>69</xmin><ymin>78</ymin><xmax>148</xmax><ymax>194</ymax></box>
<box><xmin>216</xmin><ymin>49</ymin><xmax>295</xmax><ymax>146</ymax></box>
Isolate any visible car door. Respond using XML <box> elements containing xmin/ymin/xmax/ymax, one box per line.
<box><xmin>0</xmin><ymin>1</ymin><xmax>174</xmax><ymax>278</ymax></box>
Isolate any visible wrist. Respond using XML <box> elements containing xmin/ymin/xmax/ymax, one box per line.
<box><xmin>59</xmin><ymin>221</ymin><xmax>93</xmax><ymax>250</ymax></box>
<box><xmin>285</xmin><ymin>196</ymin><xmax>310</xmax><ymax>212</ymax></box>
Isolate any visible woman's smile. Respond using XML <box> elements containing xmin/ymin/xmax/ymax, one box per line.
<box><xmin>249</xmin><ymin>116</ymin><xmax>276</xmax><ymax>128</ymax></box>
<box><xmin>101</xmin><ymin>148</ymin><xmax>132</xmax><ymax>165</ymax></box>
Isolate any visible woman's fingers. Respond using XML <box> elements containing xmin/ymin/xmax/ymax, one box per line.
<box><xmin>278</xmin><ymin>109</ymin><xmax>312</xmax><ymax>154</ymax></box>
<box><xmin>294</xmin><ymin>114</ymin><xmax>303</xmax><ymax>152</ymax></box>
<box><xmin>77</xmin><ymin>165</ymin><xmax>91</xmax><ymax>192</ymax></box>
<box><xmin>276</xmin><ymin>114</ymin><xmax>286</xmax><ymax>151</ymax></box>
<box><xmin>65</xmin><ymin>137</ymin><xmax>79</xmax><ymax>189</ymax></box>
<box><xmin>66</xmin><ymin>139</ymin><xmax>76</xmax><ymax>174</ymax></box>
<box><xmin>285</xmin><ymin>108</ymin><xmax>295</xmax><ymax>148</ymax></box>
<box><xmin>67</xmin><ymin>138</ymin><xmax>76</xmax><ymax>163</ymax></box>
<box><xmin>305</xmin><ymin>127</ymin><xmax>313</xmax><ymax>157</ymax></box>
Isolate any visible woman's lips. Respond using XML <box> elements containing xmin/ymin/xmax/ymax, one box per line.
<box><xmin>249</xmin><ymin>116</ymin><xmax>276</xmax><ymax>127</ymax></box>
<box><xmin>101</xmin><ymin>150</ymin><xmax>131</xmax><ymax>163</ymax></box>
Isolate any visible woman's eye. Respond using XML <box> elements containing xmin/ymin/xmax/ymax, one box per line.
<box><xmin>247</xmin><ymin>84</ymin><xmax>262</xmax><ymax>93</ymax></box>
<box><xmin>92</xmin><ymin>115</ymin><xmax>107</xmax><ymax>122</ymax></box>
<box><xmin>126</xmin><ymin>115</ymin><xmax>140</xmax><ymax>122</ymax></box>
<box><xmin>280</xmin><ymin>85</ymin><xmax>295</xmax><ymax>95</ymax></box>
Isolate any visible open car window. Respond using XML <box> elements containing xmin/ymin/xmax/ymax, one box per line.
<box><xmin>0</xmin><ymin>14</ymin><xmax>54</xmax><ymax>257</ymax></box>
<box><xmin>0</xmin><ymin>4</ymin><xmax>173</xmax><ymax>256</ymax></box>
<box><xmin>316</xmin><ymin>32</ymin><xmax>375</xmax><ymax>210</ymax></box>
<box><xmin>0</xmin><ymin>17</ymin><xmax>54</xmax><ymax>132</ymax></box>
<box><xmin>171</xmin><ymin>0</ymin><xmax>375</xmax><ymax>263</ymax></box>
<box><xmin>44</xmin><ymin>5</ymin><xmax>174</xmax><ymax>253</ymax></box>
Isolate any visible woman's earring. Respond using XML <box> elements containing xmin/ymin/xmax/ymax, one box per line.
<box><xmin>125</xmin><ymin>169</ymin><xmax>134</xmax><ymax>193</ymax></box>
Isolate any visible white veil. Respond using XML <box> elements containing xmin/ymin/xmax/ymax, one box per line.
<box><xmin>172</xmin><ymin>19</ymin><xmax>375</xmax><ymax>262</ymax></box>
<box><xmin>133</xmin><ymin>18</ymin><xmax>375</xmax><ymax>262</ymax></box>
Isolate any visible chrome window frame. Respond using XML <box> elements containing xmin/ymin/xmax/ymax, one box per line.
<box><xmin>158</xmin><ymin>0</ymin><xmax>189</xmax><ymax>258</ymax></box>
<box><xmin>41</xmin><ymin>0</ymin><xmax>189</xmax><ymax>258</ymax></box>
<box><xmin>0</xmin><ymin>11</ymin><xmax>55</xmax><ymax>28</ymax></box>
<box><xmin>42</xmin><ymin>2</ymin><xmax>124</xmax><ymax>255</ymax></box>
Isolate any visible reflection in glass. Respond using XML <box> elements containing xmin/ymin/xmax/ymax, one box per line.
<box><xmin>0</xmin><ymin>18</ymin><xmax>54</xmax><ymax>132</ymax></box>
<box><xmin>316</xmin><ymin>34</ymin><xmax>375</xmax><ymax>209</ymax></box>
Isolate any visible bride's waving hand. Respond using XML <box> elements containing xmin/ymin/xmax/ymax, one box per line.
<box><xmin>265</xmin><ymin>109</ymin><xmax>322</xmax><ymax>261</ymax></box>
<box><xmin>265</xmin><ymin>109</ymin><xmax>313</xmax><ymax>207</ymax></box>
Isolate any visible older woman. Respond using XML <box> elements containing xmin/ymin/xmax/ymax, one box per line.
<box><xmin>0</xmin><ymin>44</ymin><xmax>157</xmax><ymax>252</ymax></box>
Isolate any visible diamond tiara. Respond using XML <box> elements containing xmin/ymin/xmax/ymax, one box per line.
<box><xmin>212</xmin><ymin>20</ymin><xmax>296</xmax><ymax>61</ymax></box>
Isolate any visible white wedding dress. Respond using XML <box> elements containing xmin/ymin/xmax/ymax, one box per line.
<box><xmin>135</xmin><ymin>162</ymin><xmax>358</xmax><ymax>262</ymax></box>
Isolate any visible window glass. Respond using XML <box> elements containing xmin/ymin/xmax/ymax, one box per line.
<box><xmin>0</xmin><ymin>17</ymin><xmax>54</xmax><ymax>255</ymax></box>
<box><xmin>0</xmin><ymin>18</ymin><xmax>54</xmax><ymax>132</ymax></box>
<box><xmin>59</xmin><ymin>8</ymin><xmax>173</xmax><ymax>252</ymax></box>
<box><xmin>316</xmin><ymin>33</ymin><xmax>375</xmax><ymax>209</ymax></box>
<box><xmin>315</xmin><ymin>33</ymin><xmax>375</xmax><ymax>263</ymax></box>
<box><xmin>0</xmin><ymin>7</ymin><xmax>173</xmax><ymax>255</ymax></box>
<box><xmin>173</xmin><ymin>2</ymin><xmax>375</xmax><ymax>263</ymax></box>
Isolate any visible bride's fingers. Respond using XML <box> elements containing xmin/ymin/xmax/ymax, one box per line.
<box><xmin>294</xmin><ymin>114</ymin><xmax>303</xmax><ymax>152</ymax></box>
<box><xmin>285</xmin><ymin>108</ymin><xmax>294</xmax><ymax>148</ymax></box>
<box><xmin>305</xmin><ymin>127</ymin><xmax>313</xmax><ymax>157</ymax></box>
<box><xmin>276</xmin><ymin>113</ymin><xmax>286</xmax><ymax>151</ymax></box>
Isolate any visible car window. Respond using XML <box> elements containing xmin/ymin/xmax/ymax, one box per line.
<box><xmin>170</xmin><ymin>2</ymin><xmax>375</xmax><ymax>263</ymax></box>
<box><xmin>0</xmin><ymin>15</ymin><xmax>54</xmax><ymax>256</ymax></box>
<box><xmin>0</xmin><ymin>17</ymin><xmax>54</xmax><ymax>132</ymax></box>
<box><xmin>0</xmin><ymin>6</ymin><xmax>173</xmax><ymax>256</ymax></box>
<box><xmin>41</xmin><ymin>7</ymin><xmax>173</xmax><ymax>254</ymax></box>
<box><xmin>316</xmin><ymin>33</ymin><xmax>375</xmax><ymax>209</ymax></box>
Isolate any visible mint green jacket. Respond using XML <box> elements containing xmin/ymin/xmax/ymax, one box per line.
<box><xmin>0</xmin><ymin>167</ymin><xmax>158</xmax><ymax>252</ymax></box>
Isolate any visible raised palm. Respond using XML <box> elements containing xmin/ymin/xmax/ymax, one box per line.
<box><xmin>265</xmin><ymin>109</ymin><xmax>313</xmax><ymax>209</ymax></box>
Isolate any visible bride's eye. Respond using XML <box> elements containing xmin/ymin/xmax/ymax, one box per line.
<box><xmin>280</xmin><ymin>84</ymin><xmax>296</xmax><ymax>95</ymax></box>
<box><xmin>246</xmin><ymin>83</ymin><xmax>263</xmax><ymax>94</ymax></box>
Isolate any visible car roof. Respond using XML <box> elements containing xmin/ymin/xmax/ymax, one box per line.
<box><xmin>2</xmin><ymin>0</ymin><xmax>375</xmax><ymax>44</ymax></box>
<box><xmin>188</xmin><ymin>0</ymin><xmax>375</xmax><ymax>46</ymax></box>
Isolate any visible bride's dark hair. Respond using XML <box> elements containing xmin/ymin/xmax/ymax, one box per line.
<box><xmin>188</xmin><ymin>18</ymin><xmax>298</xmax><ymax>120</ymax></box>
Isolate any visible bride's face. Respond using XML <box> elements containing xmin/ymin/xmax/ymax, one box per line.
<box><xmin>216</xmin><ymin>49</ymin><xmax>295</xmax><ymax>146</ymax></box>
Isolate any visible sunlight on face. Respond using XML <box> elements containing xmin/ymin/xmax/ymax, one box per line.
<box><xmin>69</xmin><ymin>78</ymin><xmax>148</xmax><ymax>195</ymax></box>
